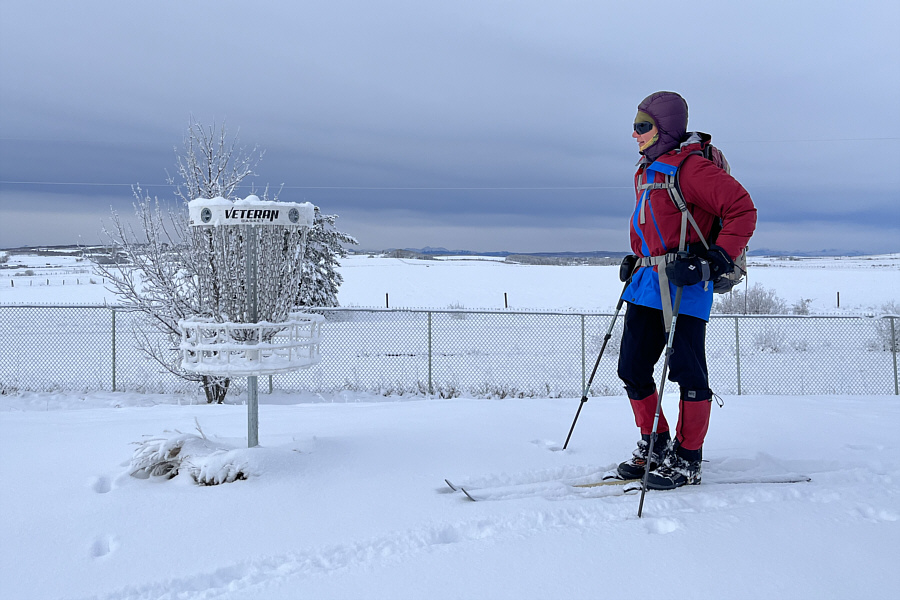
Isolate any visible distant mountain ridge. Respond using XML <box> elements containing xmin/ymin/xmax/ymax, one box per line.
<box><xmin>371</xmin><ymin>247</ymin><xmax>632</xmax><ymax>258</ymax></box>
<box><xmin>358</xmin><ymin>247</ymin><xmax>880</xmax><ymax>258</ymax></box>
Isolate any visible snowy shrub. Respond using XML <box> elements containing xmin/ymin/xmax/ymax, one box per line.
<box><xmin>375</xmin><ymin>380</ymin><xmax>423</xmax><ymax>396</ymax></box>
<box><xmin>871</xmin><ymin>301</ymin><xmax>900</xmax><ymax>352</ymax></box>
<box><xmin>130</xmin><ymin>433</ymin><xmax>204</xmax><ymax>479</ymax></box>
<box><xmin>791</xmin><ymin>298</ymin><xmax>813</xmax><ymax>315</ymax></box>
<box><xmin>470</xmin><ymin>382</ymin><xmax>534</xmax><ymax>399</ymax></box>
<box><xmin>587</xmin><ymin>383</ymin><xmax>620</xmax><ymax>396</ymax></box>
<box><xmin>589</xmin><ymin>320</ymin><xmax>623</xmax><ymax>356</ymax></box>
<box><xmin>791</xmin><ymin>339</ymin><xmax>810</xmax><ymax>352</ymax></box>
<box><xmin>447</xmin><ymin>302</ymin><xmax>467</xmax><ymax>320</ymax></box>
<box><xmin>754</xmin><ymin>327</ymin><xmax>787</xmax><ymax>353</ymax></box>
<box><xmin>713</xmin><ymin>283</ymin><xmax>787</xmax><ymax>315</ymax></box>
<box><xmin>130</xmin><ymin>423</ymin><xmax>248</xmax><ymax>485</ymax></box>
<box><xmin>191</xmin><ymin>449</ymin><xmax>250</xmax><ymax>486</ymax></box>
<box><xmin>433</xmin><ymin>382</ymin><xmax>463</xmax><ymax>399</ymax></box>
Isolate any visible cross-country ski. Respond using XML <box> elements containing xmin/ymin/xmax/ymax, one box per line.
<box><xmin>446</xmin><ymin>472</ymin><xmax>810</xmax><ymax>502</ymax></box>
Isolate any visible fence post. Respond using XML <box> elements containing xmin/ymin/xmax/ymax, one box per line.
<box><xmin>111</xmin><ymin>307</ymin><xmax>117</xmax><ymax>392</ymax></box>
<box><xmin>734</xmin><ymin>316</ymin><xmax>742</xmax><ymax>396</ymax></box>
<box><xmin>891</xmin><ymin>317</ymin><xmax>898</xmax><ymax>396</ymax></box>
<box><xmin>427</xmin><ymin>311</ymin><xmax>433</xmax><ymax>395</ymax></box>
<box><xmin>581</xmin><ymin>314</ymin><xmax>586</xmax><ymax>393</ymax></box>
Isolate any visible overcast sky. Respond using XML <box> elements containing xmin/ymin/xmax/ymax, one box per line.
<box><xmin>1</xmin><ymin>0</ymin><xmax>898</xmax><ymax>254</ymax></box>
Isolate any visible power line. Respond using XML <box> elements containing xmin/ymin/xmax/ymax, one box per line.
<box><xmin>0</xmin><ymin>181</ymin><xmax>147</xmax><ymax>187</ymax></box>
<box><xmin>0</xmin><ymin>181</ymin><xmax>630</xmax><ymax>191</ymax></box>
<box><xmin>278</xmin><ymin>185</ymin><xmax>629</xmax><ymax>190</ymax></box>
<box><xmin>1</xmin><ymin>136</ymin><xmax>898</xmax><ymax>144</ymax></box>
<box><xmin>721</xmin><ymin>137</ymin><xmax>900</xmax><ymax>143</ymax></box>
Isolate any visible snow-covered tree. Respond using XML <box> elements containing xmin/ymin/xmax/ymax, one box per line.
<box><xmin>297</xmin><ymin>207</ymin><xmax>358</xmax><ymax>307</ymax></box>
<box><xmin>95</xmin><ymin>192</ymin><xmax>232</xmax><ymax>403</ymax></box>
<box><xmin>95</xmin><ymin>122</ymin><xmax>268</xmax><ymax>403</ymax></box>
<box><xmin>168</xmin><ymin>120</ymin><xmax>263</xmax><ymax>204</ymax></box>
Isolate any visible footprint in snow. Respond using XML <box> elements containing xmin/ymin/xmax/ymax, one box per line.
<box><xmin>643</xmin><ymin>518</ymin><xmax>682</xmax><ymax>535</ymax></box>
<box><xmin>855</xmin><ymin>504</ymin><xmax>899</xmax><ymax>523</ymax></box>
<box><xmin>91</xmin><ymin>476</ymin><xmax>111</xmax><ymax>494</ymax></box>
<box><xmin>530</xmin><ymin>439</ymin><xmax>564</xmax><ymax>452</ymax></box>
<box><xmin>90</xmin><ymin>535</ymin><xmax>118</xmax><ymax>558</ymax></box>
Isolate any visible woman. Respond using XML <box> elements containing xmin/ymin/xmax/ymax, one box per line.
<box><xmin>616</xmin><ymin>91</ymin><xmax>757</xmax><ymax>489</ymax></box>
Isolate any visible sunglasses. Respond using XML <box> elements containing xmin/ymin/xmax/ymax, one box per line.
<box><xmin>633</xmin><ymin>121</ymin><xmax>655</xmax><ymax>135</ymax></box>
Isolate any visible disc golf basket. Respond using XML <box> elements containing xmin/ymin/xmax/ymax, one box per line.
<box><xmin>179</xmin><ymin>314</ymin><xmax>324</xmax><ymax>376</ymax></box>
<box><xmin>179</xmin><ymin>196</ymin><xmax>323</xmax><ymax>447</ymax></box>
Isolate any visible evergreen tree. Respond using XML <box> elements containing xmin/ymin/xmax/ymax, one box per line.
<box><xmin>297</xmin><ymin>207</ymin><xmax>358</xmax><ymax>307</ymax></box>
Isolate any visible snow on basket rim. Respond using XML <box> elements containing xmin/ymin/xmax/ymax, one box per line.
<box><xmin>178</xmin><ymin>312</ymin><xmax>325</xmax><ymax>376</ymax></box>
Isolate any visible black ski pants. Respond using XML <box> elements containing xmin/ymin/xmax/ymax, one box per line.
<box><xmin>617</xmin><ymin>302</ymin><xmax>713</xmax><ymax>459</ymax></box>
<box><xmin>617</xmin><ymin>302</ymin><xmax>712</xmax><ymax>402</ymax></box>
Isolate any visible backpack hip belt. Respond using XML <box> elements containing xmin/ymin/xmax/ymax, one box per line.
<box><xmin>635</xmin><ymin>253</ymin><xmax>681</xmax><ymax>331</ymax></box>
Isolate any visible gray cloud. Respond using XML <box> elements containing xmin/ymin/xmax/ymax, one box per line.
<box><xmin>1</xmin><ymin>0</ymin><xmax>898</xmax><ymax>253</ymax></box>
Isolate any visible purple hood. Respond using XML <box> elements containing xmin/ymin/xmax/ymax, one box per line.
<box><xmin>637</xmin><ymin>91</ymin><xmax>689</xmax><ymax>161</ymax></box>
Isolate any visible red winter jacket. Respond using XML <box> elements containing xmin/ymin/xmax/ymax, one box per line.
<box><xmin>630</xmin><ymin>139</ymin><xmax>756</xmax><ymax>260</ymax></box>
<box><xmin>625</xmin><ymin>136</ymin><xmax>757</xmax><ymax>320</ymax></box>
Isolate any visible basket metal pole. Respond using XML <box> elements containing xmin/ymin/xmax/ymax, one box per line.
<box><xmin>247</xmin><ymin>225</ymin><xmax>259</xmax><ymax>448</ymax></box>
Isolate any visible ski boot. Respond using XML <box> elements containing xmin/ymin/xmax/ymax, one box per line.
<box><xmin>645</xmin><ymin>444</ymin><xmax>702</xmax><ymax>490</ymax></box>
<box><xmin>617</xmin><ymin>432</ymin><xmax>670</xmax><ymax>480</ymax></box>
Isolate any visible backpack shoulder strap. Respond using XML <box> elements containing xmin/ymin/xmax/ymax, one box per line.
<box><xmin>647</xmin><ymin>153</ymin><xmax>710</xmax><ymax>252</ymax></box>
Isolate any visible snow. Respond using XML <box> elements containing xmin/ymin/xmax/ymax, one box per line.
<box><xmin>1</xmin><ymin>391</ymin><xmax>898</xmax><ymax>599</ymax></box>
<box><xmin>1</xmin><ymin>252</ymin><xmax>899</xmax><ymax>599</ymax></box>
<box><xmin>4</xmin><ymin>252</ymin><xmax>898</xmax><ymax>314</ymax></box>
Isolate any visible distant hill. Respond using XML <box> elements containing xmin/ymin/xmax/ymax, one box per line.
<box><xmin>748</xmin><ymin>248</ymin><xmax>871</xmax><ymax>257</ymax></box>
<box><xmin>359</xmin><ymin>247</ymin><xmax>632</xmax><ymax>259</ymax></box>
<box><xmin>352</xmin><ymin>247</ymin><xmax>880</xmax><ymax>259</ymax></box>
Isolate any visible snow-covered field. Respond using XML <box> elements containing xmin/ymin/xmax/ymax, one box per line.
<box><xmin>1</xmin><ymin>252</ymin><xmax>899</xmax><ymax>599</ymax></box>
<box><xmin>2</xmin><ymin>252</ymin><xmax>899</xmax><ymax>314</ymax></box>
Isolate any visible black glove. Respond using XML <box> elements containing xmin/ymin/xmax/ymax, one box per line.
<box><xmin>705</xmin><ymin>244</ymin><xmax>735</xmax><ymax>279</ymax></box>
<box><xmin>619</xmin><ymin>254</ymin><xmax>638</xmax><ymax>282</ymax></box>
<box><xmin>665</xmin><ymin>252</ymin><xmax>711</xmax><ymax>287</ymax></box>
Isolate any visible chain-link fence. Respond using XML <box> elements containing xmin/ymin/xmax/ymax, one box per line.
<box><xmin>1</xmin><ymin>305</ymin><xmax>897</xmax><ymax>396</ymax></box>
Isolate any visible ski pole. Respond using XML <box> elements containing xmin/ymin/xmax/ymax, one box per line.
<box><xmin>638</xmin><ymin>284</ymin><xmax>684</xmax><ymax>518</ymax></box>
<box><xmin>562</xmin><ymin>277</ymin><xmax>631</xmax><ymax>450</ymax></box>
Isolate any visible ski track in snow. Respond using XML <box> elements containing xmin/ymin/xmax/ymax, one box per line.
<box><xmin>78</xmin><ymin>498</ymin><xmax>732</xmax><ymax>599</ymax></box>
<box><xmin>79</xmin><ymin>462</ymin><xmax>896</xmax><ymax>600</ymax></box>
